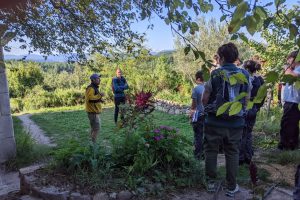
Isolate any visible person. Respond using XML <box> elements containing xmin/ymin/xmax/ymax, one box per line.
<box><xmin>278</xmin><ymin>50</ymin><xmax>300</xmax><ymax>150</ymax></box>
<box><xmin>239</xmin><ymin>60</ymin><xmax>264</xmax><ymax>165</ymax></box>
<box><xmin>189</xmin><ymin>70</ymin><xmax>205</xmax><ymax>160</ymax></box>
<box><xmin>235</xmin><ymin>58</ymin><xmax>243</xmax><ymax>67</ymax></box>
<box><xmin>112</xmin><ymin>68</ymin><xmax>129</xmax><ymax>124</ymax></box>
<box><xmin>85</xmin><ymin>73</ymin><xmax>104</xmax><ymax>142</ymax></box>
<box><xmin>202</xmin><ymin>43</ymin><xmax>251</xmax><ymax>197</ymax></box>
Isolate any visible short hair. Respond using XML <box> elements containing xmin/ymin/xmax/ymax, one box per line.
<box><xmin>287</xmin><ymin>50</ymin><xmax>299</xmax><ymax>60</ymax></box>
<box><xmin>217</xmin><ymin>42</ymin><xmax>239</xmax><ymax>63</ymax></box>
<box><xmin>244</xmin><ymin>60</ymin><xmax>261</xmax><ymax>73</ymax></box>
<box><xmin>195</xmin><ymin>70</ymin><xmax>204</xmax><ymax>81</ymax></box>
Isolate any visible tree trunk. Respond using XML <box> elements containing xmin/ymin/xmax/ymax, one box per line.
<box><xmin>0</xmin><ymin>44</ymin><xmax>16</xmax><ymax>163</ymax></box>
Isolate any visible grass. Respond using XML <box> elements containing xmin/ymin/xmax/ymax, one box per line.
<box><xmin>6</xmin><ymin>116</ymin><xmax>51</xmax><ymax>170</ymax></box>
<box><xmin>30</xmin><ymin>107</ymin><xmax>194</xmax><ymax>148</ymax></box>
<box><xmin>266</xmin><ymin>150</ymin><xmax>300</xmax><ymax>165</ymax></box>
<box><xmin>254</xmin><ymin>106</ymin><xmax>282</xmax><ymax>135</ymax></box>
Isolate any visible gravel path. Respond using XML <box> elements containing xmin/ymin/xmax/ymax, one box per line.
<box><xmin>18</xmin><ymin>114</ymin><xmax>56</xmax><ymax>147</ymax></box>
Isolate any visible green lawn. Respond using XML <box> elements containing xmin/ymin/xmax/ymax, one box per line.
<box><xmin>30</xmin><ymin>107</ymin><xmax>194</xmax><ymax>148</ymax></box>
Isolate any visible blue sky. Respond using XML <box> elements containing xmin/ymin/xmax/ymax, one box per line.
<box><xmin>7</xmin><ymin>0</ymin><xmax>299</xmax><ymax>55</ymax></box>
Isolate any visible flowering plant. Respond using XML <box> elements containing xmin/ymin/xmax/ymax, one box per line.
<box><xmin>120</xmin><ymin>90</ymin><xmax>155</xmax><ymax>130</ymax></box>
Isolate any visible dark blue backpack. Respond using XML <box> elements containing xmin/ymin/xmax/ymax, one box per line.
<box><xmin>206</xmin><ymin>66</ymin><xmax>249</xmax><ymax>119</ymax></box>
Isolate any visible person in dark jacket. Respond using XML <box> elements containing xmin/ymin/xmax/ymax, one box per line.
<box><xmin>112</xmin><ymin>68</ymin><xmax>129</xmax><ymax>124</ymax></box>
<box><xmin>239</xmin><ymin>60</ymin><xmax>265</xmax><ymax>165</ymax></box>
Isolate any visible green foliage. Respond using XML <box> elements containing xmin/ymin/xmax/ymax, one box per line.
<box><xmin>6</xmin><ymin>61</ymin><xmax>44</xmax><ymax>98</ymax></box>
<box><xmin>267</xmin><ymin>150</ymin><xmax>300</xmax><ymax>165</ymax></box>
<box><xmin>6</xmin><ymin>117</ymin><xmax>51</xmax><ymax>170</ymax></box>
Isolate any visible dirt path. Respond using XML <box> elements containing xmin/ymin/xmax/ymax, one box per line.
<box><xmin>18</xmin><ymin>114</ymin><xmax>56</xmax><ymax>147</ymax></box>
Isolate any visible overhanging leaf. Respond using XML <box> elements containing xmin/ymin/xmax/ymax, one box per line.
<box><xmin>216</xmin><ymin>102</ymin><xmax>232</xmax><ymax>116</ymax></box>
<box><xmin>229</xmin><ymin>102</ymin><xmax>242</xmax><ymax>116</ymax></box>
<box><xmin>265</xmin><ymin>71</ymin><xmax>279</xmax><ymax>83</ymax></box>
<box><xmin>246</xmin><ymin>101</ymin><xmax>254</xmax><ymax>110</ymax></box>
<box><xmin>234</xmin><ymin>92</ymin><xmax>248</xmax><ymax>101</ymax></box>
<box><xmin>253</xmin><ymin>84</ymin><xmax>267</xmax><ymax>104</ymax></box>
<box><xmin>184</xmin><ymin>45</ymin><xmax>191</xmax><ymax>55</ymax></box>
<box><xmin>229</xmin><ymin>76</ymin><xmax>237</xmax><ymax>85</ymax></box>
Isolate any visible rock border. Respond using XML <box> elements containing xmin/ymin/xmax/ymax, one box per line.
<box><xmin>154</xmin><ymin>98</ymin><xmax>190</xmax><ymax>115</ymax></box>
<box><xmin>19</xmin><ymin>165</ymin><xmax>134</xmax><ymax>200</ymax></box>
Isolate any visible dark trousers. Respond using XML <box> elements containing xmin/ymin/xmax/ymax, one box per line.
<box><xmin>204</xmin><ymin>125</ymin><xmax>243</xmax><ymax>190</ymax></box>
<box><xmin>192</xmin><ymin>116</ymin><xmax>205</xmax><ymax>159</ymax></box>
<box><xmin>114</xmin><ymin>96</ymin><xmax>126</xmax><ymax>123</ymax></box>
<box><xmin>239</xmin><ymin>108</ymin><xmax>257</xmax><ymax>163</ymax></box>
<box><xmin>278</xmin><ymin>102</ymin><xmax>300</xmax><ymax>150</ymax></box>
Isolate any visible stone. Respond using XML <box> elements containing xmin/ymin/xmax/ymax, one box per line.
<box><xmin>70</xmin><ymin>192</ymin><xmax>91</xmax><ymax>200</ymax></box>
<box><xmin>20</xmin><ymin>174</ymin><xmax>37</xmax><ymax>195</ymax></box>
<box><xmin>19</xmin><ymin>164</ymin><xmax>45</xmax><ymax>176</ymax></box>
<box><xmin>19</xmin><ymin>195</ymin><xmax>43</xmax><ymax>200</ymax></box>
<box><xmin>0</xmin><ymin>115</ymin><xmax>14</xmax><ymax>138</ymax></box>
<box><xmin>109</xmin><ymin>192</ymin><xmax>117</xmax><ymax>199</ymax></box>
<box><xmin>0</xmin><ymin>170</ymin><xmax>20</xmax><ymax>199</ymax></box>
<box><xmin>0</xmin><ymin>93</ymin><xmax>11</xmax><ymax>115</ymax></box>
<box><xmin>93</xmin><ymin>192</ymin><xmax>109</xmax><ymax>200</ymax></box>
<box><xmin>38</xmin><ymin>186</ymin><xmax>69</xmax><ymax>200</ymax></box>
<box><xmin>117</xmin><ymin>190</ymin><xmax>133</xmax><ymax>200</ymax></box>
<box><xmin>174</xmin><ymin>109</ymin><xmax>180</xmax><ymax>115</ymax></box>
<box><xmin>0</xmin><ymin>137</ymin><xmax>16</xmax><ymax>163</ymax></box>
<box><xmin>0</xmin><ymin>72</ymin><xmax>9</xmax><ymax>94</ymax></box>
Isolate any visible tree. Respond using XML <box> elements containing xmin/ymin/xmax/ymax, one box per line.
<box><xmin>0</xmin><ymin>0</ymin><xmax>144</xmax><ymax>162</ymax></box>
<box><xmin>1</xmin><ymin>0</ymin><xmax>299</xmax><ymax>162</ymax></box>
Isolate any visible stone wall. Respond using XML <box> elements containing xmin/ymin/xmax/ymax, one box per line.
<box><xmin>153</xmin><ymin>98</ymin><xmax>190</xmax><ymax>115</ymax></box>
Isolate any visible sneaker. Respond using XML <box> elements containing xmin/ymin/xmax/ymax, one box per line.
<box><xmin>225</xmin><ymin>184</ymin><xmax>239</xmax><ymax>197</ymax></box>
<box><xmin>206</xmin><ymin>181</ymin><xmax>217</xmax><ymax>193</ymax></box>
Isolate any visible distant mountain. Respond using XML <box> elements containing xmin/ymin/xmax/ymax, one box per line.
<box><xmin>150</xmin><ymin>50</ymin><xmax>175</xmax><ymax>56</ymax></box>
<box><xmin>4</xmin><ymin>54</ymin><xmax>71</xmax><ymax>62</ymax></box>
<box><xmin>4</xmin><ymin>50</ymin><xmax>176</xmax><ymax>62</ymax></box>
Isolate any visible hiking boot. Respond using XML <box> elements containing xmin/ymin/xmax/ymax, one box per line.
<box><xmin>206</xmin><ymin>181</ymin><xmax>217</xmax><ymax>193</ymax></box>
<box><xmin>225</xmin><ymin>184</ymin><xmax>239</xmax><ymax>197</ymax></box>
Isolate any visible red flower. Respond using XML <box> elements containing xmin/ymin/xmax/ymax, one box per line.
<box><xmin>135</xmin><ymin>91</ymin><xmax>152</xmax><ymax>109</ymax></box>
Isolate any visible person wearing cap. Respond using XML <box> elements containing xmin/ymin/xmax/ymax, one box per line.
<box><xmin>85</xmin><ymin>73</ymin><xmax>104</xmax><ymax>142</ymax></box>
<box><xmin>112</xmin><ymin>68</ymin><xmax>129</xmax><ymax>124</ymax></box>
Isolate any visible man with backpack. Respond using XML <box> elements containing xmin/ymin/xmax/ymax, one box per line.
<box><xmin>202</xmin><ymin>43</ymin><xmax>251</xmax><ymax>197</ymax></box>
<box><xmin>112</xmin><ymin>68</ymin><xmax>129</xmax><ymax>124</ymax></box>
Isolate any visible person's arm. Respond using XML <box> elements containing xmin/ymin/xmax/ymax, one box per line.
<box><xmin>123</xmin><ymin>77</ymin><xmax>129</xmax><ymax>90</ymax></box>
<box><xmin>285</xmin><ymin>67</ymin><xmax>300</xmax><ymax>77</ymax></box>
<box><xmin>202</xmin><ymin>80</ymin><xmax>212</xmax><ymax>105</ymax></box>
<box><xmin>112</xmin><ymin>78</ymin><xmax>125</xmax><ymax>92</ymax></box>
<box><xmin>189</xmin><ymin>89</ymin><xmax>197</xmax><ymax>118</ymax></box>
<box><xmin>86</xmin><ymin>87</ymin><xmax>102</xmax><ymax>103</ymax></box>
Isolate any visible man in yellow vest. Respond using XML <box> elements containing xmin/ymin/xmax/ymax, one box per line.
<box><xmin>85</xmin><ymin>74</ymin><xmax>104</xmax><ymax>142</ymax></box>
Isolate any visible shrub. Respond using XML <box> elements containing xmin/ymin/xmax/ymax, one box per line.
<box><xmin>10</xmin><ymin>98</ymin><xmax>24</xmax><ymax>113</ymax></box>
<box><xmin>6</xmin><ymin>117</ymin><xmax>50</xmax><ymax>170</ymax></box>
<box><xmin>54</xmin><ymin>88</ymin><xmax>85</xmax><ymax>106</ymax></box>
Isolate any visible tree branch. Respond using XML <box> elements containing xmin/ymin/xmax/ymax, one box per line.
<box><xmin>1</xmin><ymin>31</ymin><xmax>16</xmax><ymax>46</ymax></box>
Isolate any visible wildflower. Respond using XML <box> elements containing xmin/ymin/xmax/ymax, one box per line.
<box><xmin>154</xmin><ymin>136</ymin><xmax>161</xmax><ymax>141</ymax></box>
<box><xmin>153</xmin><ymin>129</ymin><xmax>160</xmax><ymax>134</ymax></box>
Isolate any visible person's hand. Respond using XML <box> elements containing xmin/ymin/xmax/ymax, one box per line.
<box><xmin>285</xmin><ymin>67</ymin><xmax>293</xmax><ymax>75</ymax></box>
<box><xmin>189</xmin><ymin>109</ymin><xmax>195</xmax><ymax>119</ymax></box>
